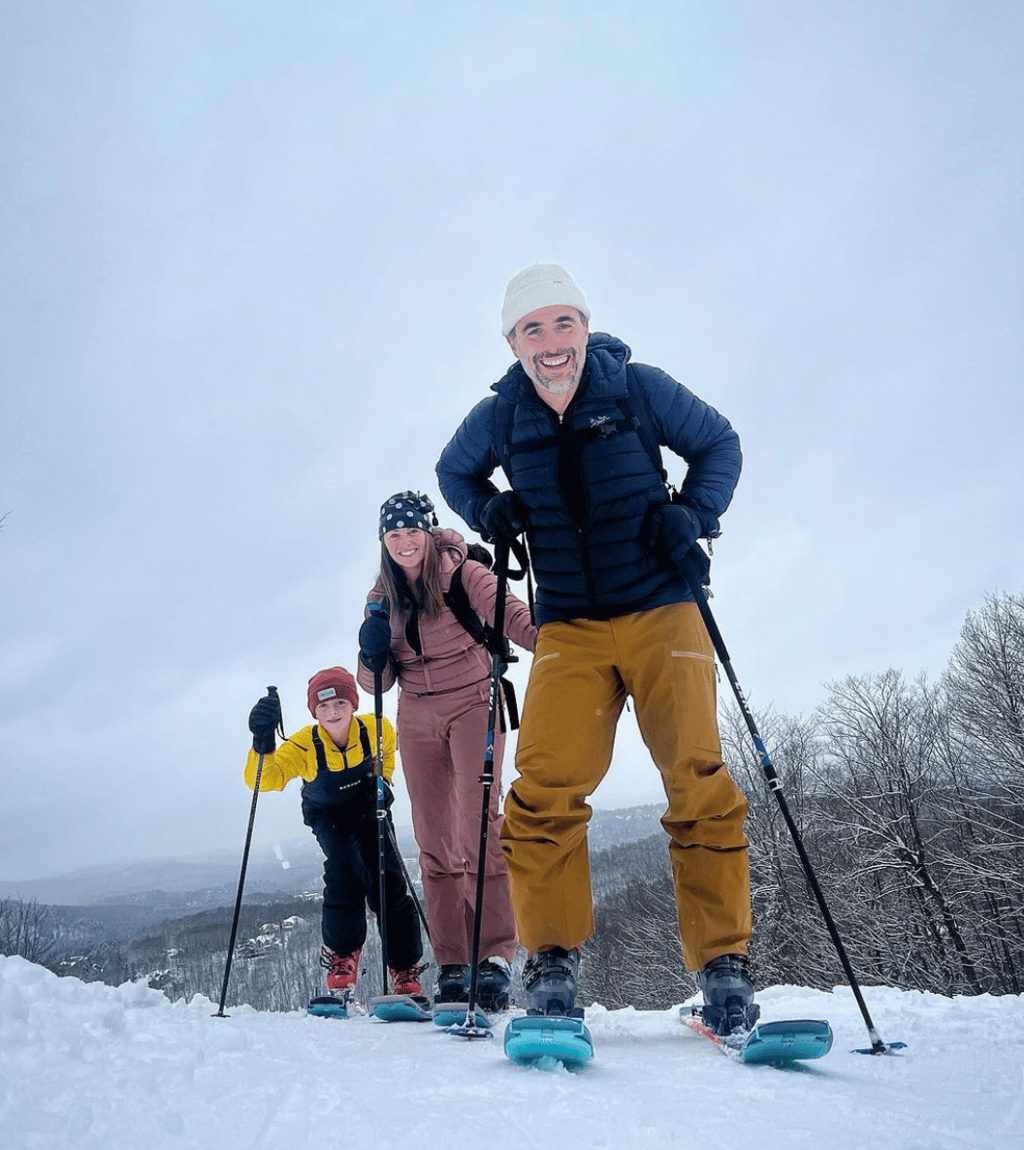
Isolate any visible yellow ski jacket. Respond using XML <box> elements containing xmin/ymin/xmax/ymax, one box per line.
<box><xmin>243</xmin><ymin>713</ymin><xmax>396</xmax><ymax>792</ymax></box>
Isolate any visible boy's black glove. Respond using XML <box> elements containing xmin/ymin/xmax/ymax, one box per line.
<box><xmin>479</xmin><ymin>491</ymin><xmax>527</xmax><ymax>543</ymax></box>
<box><xmin>359</xmin><ymin>613</ymin><xmax>392</xmax><ymax>673</ymax></box>
<box><xmin>248</xmin><ymin>691</ymin><xmax>282</xmax><ymax>755</ymax></box>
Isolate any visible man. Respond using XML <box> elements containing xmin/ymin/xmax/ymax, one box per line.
<box><xmin>435</xmin><ymin>263</ymin><xmax>756</xmax><ymax>1035</ymax></box>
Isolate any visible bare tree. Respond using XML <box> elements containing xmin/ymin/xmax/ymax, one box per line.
<box><xmin>0</xmin><ymin>897</ymin><xmax>57</xmax><ymax>968</ymax></box>
<box><xmin>721</xmin><ymin>704</ymin><xmax>841</xmax><ymax>990</ymax></box>
<box><xmin>944</xmin><ymin>591</ymin><xmax>1024</xmax><ymax>791</ymax></box>
<box><xmin>811</xmin><ymin>671</ymin><xmax>987</xmax><ymax>993</ymax></box>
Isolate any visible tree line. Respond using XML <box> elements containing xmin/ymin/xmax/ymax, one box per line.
<box><xmin>580</xmin><ymin>590</ymin><xmax>1024</xmax><ymax>1009</ymax></box>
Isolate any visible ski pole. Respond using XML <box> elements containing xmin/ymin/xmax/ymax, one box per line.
<box><xmin>373</xmin><ymin>654</ymin><xmax>390</xmax><ymax>997</ymax></box>
<box><xmin>384</xmin><ymin>817</ymin><xmax>431</xmax><ymax>944</ymax></box>
<box><xmin>679</xmin><ymin>548</ymin><xmax>902</xmax><ymax>1055</ymax></box>
<box><xmin>452</xmin><ymin>536</ymin><xmax>514</xmax><ymax>1038</ymax></box>
<box><xmin>215</xmin><ymin>685</ymin><xmax>281</xmax><ymax>1018</ymax></box>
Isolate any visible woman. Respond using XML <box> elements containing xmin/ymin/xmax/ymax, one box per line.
<box><xmin>357</xmin><ymin>490</ymin><xmax>537</xmax><ymax>1013</ymax></box>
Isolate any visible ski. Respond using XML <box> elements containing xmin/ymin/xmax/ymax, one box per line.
<box><xmin>308</xmin><ymin>992</ymin><xmax>352</xmax><ymax>1019</ymax></box>
<box><xmin>369</xmin><ymin>993</ymin><xmax>433</xmax><ymax>1022</ymax></box>
<box><xmin>853</xmin><ymin>1039</ymin><xmax>907</xmax><ymax>1055</ymax></box>
<box><xmin>435</xmin><ymin>1002</ymin><xmax>492</xmax><ymax>1030</ymax></box>
<box><xmin>503</xmin><ymin>1015</ymin><xmax>594</xmax><ymax>1069</ymax></box>
<box><xmin>681</xmin><ymin>1008</ymin><xmax>833</xmax><ymax>1065</ymax></box>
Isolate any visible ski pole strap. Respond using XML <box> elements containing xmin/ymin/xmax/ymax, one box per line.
<box><xmin>506</xmin><ymin>535</ymin><xmax>529</xmax><ymax>579</ymax></box>
<box><xmin>507</xmin><ymin>534</ymin><xmax>534</xmax><ymax>626</ymax></box>
<box><xmin>678</xmin><ymin>546</ymin><xmax>729</xmax><ymax>662</ymax></box>
<box><xmin>500</xmin><ymin>675</ymin><xmax>519</xmax><ymax>730</ymax></box>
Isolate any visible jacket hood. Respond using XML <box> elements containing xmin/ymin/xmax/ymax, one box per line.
<box><xmin>433</xmin><ymin>525</ymin><xmax>467</xmax><ymax>566</ymax></box>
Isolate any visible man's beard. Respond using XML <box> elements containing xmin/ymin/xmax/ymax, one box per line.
<box><xmin>529</xmin><ymin>348</ymin><xmax>581</xmax><ymax>394</ymax></box>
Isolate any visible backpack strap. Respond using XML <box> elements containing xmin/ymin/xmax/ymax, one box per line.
<box><xmin>495</xmin><ymin>368</ymin><xmax>668</xmax><ymax>489</ymax></box>
<box><xmin>397</xmin><ymin>566</ymin><xmax>508</xmax><ymax>661</ymax></box>
<box><xmin>379</xmin><ymin>589</ymin><xmax>428</xmax><ymax>659</ymax></box>
<box><xmin>445</xmin><ymin>564</ymin><xmax>521</xmax><ymax>731</ymax></box>
<box><xmin>404</xmin><ymin>605</ymin><xmax>423</xmax><ymax>657</ymax></box>
<box><xmin>444</xmin><ymin>563</ymin><xmax>491</xmax><ymax>649</ymax></box>
<box><xmin>621</xmin><ymin>365</ymin><xmax>668</xmax><ymax>486</ymax></box>
<box><xmin>494</xmin><ymin>394</ymin><xmax>518</xmax><ymax>488</ymax></box>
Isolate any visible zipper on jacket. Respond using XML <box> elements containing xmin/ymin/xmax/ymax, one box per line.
<box><xmin>548</xmin><ymin>400</ymin><xmax>599</xmax><ymax>609</ymax></box>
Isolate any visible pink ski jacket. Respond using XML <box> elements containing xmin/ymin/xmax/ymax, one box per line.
<box><xmin>357</xmin><ymin>528</ymin><xmax>537</xmax><ymax>697</ymax></box>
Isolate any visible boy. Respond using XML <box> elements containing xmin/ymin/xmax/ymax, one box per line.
<box><xmin>246</xmin><ymin>667</ymin><xmax>424</xmax><ymax>1008</ymax></box>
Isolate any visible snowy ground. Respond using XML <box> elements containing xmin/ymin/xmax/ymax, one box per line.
<box><xmin>2</xmin><ymin>955</ymin><xmax>1022</xmax><ymax>1150</ymax></box>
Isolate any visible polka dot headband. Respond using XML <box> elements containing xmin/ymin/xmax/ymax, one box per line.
<box><xmin>379</xmin><ymin>491</ymin><xmax>438</xmax><ymax>539</ymax></box>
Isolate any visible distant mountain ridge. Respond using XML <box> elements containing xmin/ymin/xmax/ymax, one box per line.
<box><xmin>0</xmin><ymin>804</ymin><xmax>663</xmax><ymax>908</ymax></box>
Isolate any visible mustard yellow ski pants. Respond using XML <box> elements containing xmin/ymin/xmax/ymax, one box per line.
<box><xmin>500</xmin><ymin>600</ymin><xmax>752</xmax><ymax>971</ymax></box>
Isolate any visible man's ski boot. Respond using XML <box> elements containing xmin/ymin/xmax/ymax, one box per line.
<box><xmin>475</xmin><ymin>956</ymin><xmax>512</xmax><ymax>1013</ymax></box>
<box><xmin>523</xmin><ymin>946</ymin><xmax>582</xmax><ymax>1018</ymax></box>
<box><xmin>504</xmin><ymin>947</ymin><xmax>592</xmax><ymax>1066</ymax></box>
<box><xmin>696</xmin><ymin>953</ymin><xmax>760</xmax><ymax>1036</ymax></box>
<box><xmin>684</xmin><ymin>954</ymin><xmax>832</xmax><ymax>1063</ymax></box>
<box><xmin>308</xmin><ymin>946</ymin><xmax>360</xmax><ymax>1018</ymax></box>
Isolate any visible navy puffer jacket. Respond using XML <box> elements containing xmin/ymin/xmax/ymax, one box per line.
<box><xmin>436</xmin><ymin>333</ymin><xmax>741</xmax><ymax>626</ymax></box>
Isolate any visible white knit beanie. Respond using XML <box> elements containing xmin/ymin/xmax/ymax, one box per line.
<box><xmin>501</xmin><ymin>263</ymin><xmax>591</xmax><ymax>336</ymax></box>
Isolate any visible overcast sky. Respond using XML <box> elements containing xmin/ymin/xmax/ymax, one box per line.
<box><xmin>2</xmin><ymin>2</ymin><xmax>1022</xmax><ymax>882</ymax></box>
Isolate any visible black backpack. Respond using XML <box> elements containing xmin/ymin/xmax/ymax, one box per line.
<box><xmin>444</xmin><ymin>543</ymin><xmax>497</xmax><ymax>649</ymax></box>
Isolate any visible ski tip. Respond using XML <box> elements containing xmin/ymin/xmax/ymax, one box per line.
<box><xmin>527</xmin><ymin>1054</ymin><xmax>569</xmax><ymax>1073</ymax></box>
<box><xmin>503</xmin><ymin>1015</ymin><xmax>594</xmax><ymax>1069</ymax></box>
<box><xmin>682</xmin><ymin>1011</ymin><xmax>834</xmax><ymax>1064</ymax></box>
<box><xmin>307</xmin><ymin>995</ymin><xmax>350</xmax><ymax>1020</ymax></box>
<box><xmin>434</xmin><ymin>1003</ymin><xmax>492</xmax><ymax>1030</ymax></box>
<box><xmin>369</xmin><ymin>993</ymin><xmax>432</xmax><ymax>1022</ymax></box>
<box><xmin>741</xmin><ymin>1019</ymin><xmax>833</xmax><ymax>1064</ymax></box>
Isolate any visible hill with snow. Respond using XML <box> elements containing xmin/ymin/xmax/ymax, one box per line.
<box><xmin>0</xmin><ymin>806</ymin><xmax>664</xmax><ymax>908</ymax></box>
<box><xmin>2</xmin><ymin>954</ymin><xmax>1021</xmax><ymax>1150</ymax></box>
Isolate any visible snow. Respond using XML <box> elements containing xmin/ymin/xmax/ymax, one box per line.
<box><xmin>2</xmin><ymin>955</ymin><xmax>1022</xmax><ymax>1150</ymax></box>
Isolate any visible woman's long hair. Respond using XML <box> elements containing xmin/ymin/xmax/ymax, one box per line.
<box><xmin>377</xmin><ymin>530</ymin><xmax>446</xmax><ymax>626</ymax></box>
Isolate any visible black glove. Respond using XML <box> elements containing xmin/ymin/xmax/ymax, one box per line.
<box><xmin>642</xmin><ymin>503</ymin><xmax>701</xmax><ymax>567</ymax></box>
<box><xmin>359</xmin><ymin>612</ymin><xmax>392</xmax><ymax>674</ymax></box>
<box><xmin>478</xmin><ymin>491</ymin><xmax>527</xmax><ymax>544</ymax></box>
<box><xmin>248</xmin><ymin>692</ymin><xmax>282</xmax><ymax>755</ymax></box>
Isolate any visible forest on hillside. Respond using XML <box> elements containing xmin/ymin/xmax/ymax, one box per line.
<box><xmin>586</xmin><ymin>590</ymin><xmax>1024</xmax><ymax>1008</ymax></box>
<box><xmin>3</xmin><ymin>591</ymin><xmax>1022</xmax><ymax>1013</ymax></box>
